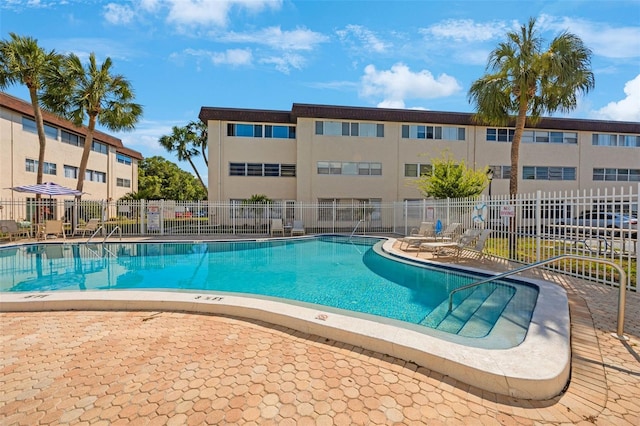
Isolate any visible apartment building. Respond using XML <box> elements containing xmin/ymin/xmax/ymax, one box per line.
<box><xmin>199</xmin><ymin>103</ymin><xmax>640</xmax><ymax>205</ymax></box>
<box><xmin>0</xmin><ymin>92</ymin><xmax>142</xmax><ymax>219</ymax></box>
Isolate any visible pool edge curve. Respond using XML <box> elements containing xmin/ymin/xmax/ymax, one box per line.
<box><xmin>0</xmin><ymin>237</ymin><xmax>570</xmax><ymax>401</ymax></box>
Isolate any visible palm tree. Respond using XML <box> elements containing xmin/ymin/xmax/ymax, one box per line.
<box><xmin>468</xmin><ymin>17</ymin><xmax>595</xmax><ymax>196</ymax></box>
<box><xmin>159</xmin><ymin>124</ymin><xmax>207</xmax><ymax>190</ymax></box>
<box><xmin>0</xmin><ymin>33</ymin><xmax>62</xmax><ymax>193</ymax></box>
<box><xmin>41</xmin><ymin>52</ymin><xmax>143</xmax><ymax>198</ymax></box>
<box><xmin>187</xmin><ymin>120</ymin><xmax>208</xmax><ymax>168</ymax></box>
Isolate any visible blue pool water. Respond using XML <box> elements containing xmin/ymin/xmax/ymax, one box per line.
<box><xmin>0</xmin><ymin>236</ymin><xmax>537</xmax><ymax>341</ymax></box>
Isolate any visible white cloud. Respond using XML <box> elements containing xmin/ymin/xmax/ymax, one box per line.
<box><xmin>165</xmin><ymin>0</ymin><xmax>281</xmax><ymax>28</ymax></box>
<box><xmin>218</xmin><ymin>26</ymin><xmax>328</xmax><ymax>51</ymax></box>
<box><xmin>336</xmin><ymin>25</ymin><xmax>389</xmax><ymax>53</ymax></box>
<box><xmin>541</xmin><ymin>15</ymin><xmax>640</xmax><ymax>59</ymax></box>
<box><xmin>172</xmin><ymin>48</ymin><xmax>253</xmax><ymax>69</ymax></box>
<box><xmin>104</xmin><ymin>3</ymin><xmax>134</xmax><ymax>25</ymax></box>
<box><xmin>592</xmin><ymin>75</ymin><xmax>640</xmax><ymax>122</ymax></box>
<box><xmin>103</xmin><ymin>0</ymin><xmax>282</xmax><ymax>29</ymax></box>
<box><xmin>116</xmin><ymin>120</ymin><xmax>176</xmax><ymax>154</ymax></box>
<box><xmin>422</xmin><ymin>19</ymin><xmax>513</xmax><ymax>42</ymax></box>
<box><xmin>260</xmin><ymin>53</ymin><xmax>305</xmax><ymax>74</ymax></box>
<box><xmin>211</xmin><ymin>48</ymin><xmax>252</xmax><ymax>66</ymax></box>
<box><xmin>360</xmin><ymin>63</ymin><xmax>462</xmax><ymax>108</ymax></box>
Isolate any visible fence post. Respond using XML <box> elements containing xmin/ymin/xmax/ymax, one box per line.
<box><xmin>160</xmin><ymin>200</ymin><xmax>165</xmax><ymax>236</ymax></box>
<box><xmin>636</xmin><ymin>183</ymin><xmax>639</xmax><ymax>291</ymax></box>
<box><xmin>535</xmin><ymin>190</ymin><xmax>542</xmax><ymax>262</ymax></box>
<box><xmin>332</xmin><ymin>200</ymin><xmax>336</xmax><ymax>233</ymax></box>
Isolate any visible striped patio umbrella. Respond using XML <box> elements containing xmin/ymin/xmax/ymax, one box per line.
<box><xmin>8</xmin><ymin>182</ymin><xmax>86</xmax><ymax>223</ymax></box>
<box><xmin>9</xmin><ymin>182</ymin><xmax>84</xmax><ymax>197</ymax></box>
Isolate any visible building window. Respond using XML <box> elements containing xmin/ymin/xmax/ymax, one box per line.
<box><xmin>64</xmin><ymin>165</ymin><xmax>78</xmax><ymax>178</ymax></box>
<box><xmin>317</xmin><ymin>198</ymin><xmax>382</xmax><ymax>222</ymax></box>
<box><xmin>403</xmin><ymin>163</ymin><xmax>432</xmax><ymax>177</ymax></box>
<box><xmin>116</xmin><ymin>178</ymin><xmax>131</xmax><ymax>187</ymax></box>
<box><xmin>247</xmin><ymin>163</ymin><xmax>263</xmax><ymax>176</ymax></box>
<box><xmin>85</xmin><ymin>169</ymin><xmax>106</xmax><ymax>183</ymax></box>
<box><xmin>593</xmin><ymin>133</ymin><xmax>640</xmax><ymax>147</ymax></box>
<box><xmin>92</xmin><ymin>141</ymin><xmax>108</xmax><ymax>154</ymax></box>
<box><xmin>593</xmin><ymin>168</ymin><xmax>640</xmax><ymax>182</ymax></box>
<box><xmin>621</xmin><ymin>135</ymin><xmax>640</xmax><ymax>147</ymax></box>
<box><xmin>227</xmin><ymin>123</ymin><xmax>296</xmax><ymax>139</ymax></box>
<box><xmin>25</xmin><ymin>159</ymin><xmax>56</xmax><ymax>175</ymax></box>
<box><xmin>264</xmin><ymin>125</ymin><xmax>296</xmax><ymax>139</ymax></box>
<box><xmin>280</xmin><ymin>164</ymin><xmax>296</xmax><ymax>177</ymax></box>
<box><xmin>25</xmin><ymin>159</ymin><xmax>37</xmax><ymax>173</ymax></box>
<box><xmin>229</xmin><ymin>162</ymin><xmax>296</xmax><ymax>177</ymax></box>
<box><xmin>117</xmin><ymin>153</ymin><xmax>132</xmax><ymax>165</ymax></box>
<box><xmin>488</xmin><ymin>165</ymin><xmax>511</xmax><ymax>179</ymax></box>
<box><xmin>61</xmin><ymin>130</ymin><xmax>85</xmax><ymax>147</ymax></box>
<box><xmin>486</xmin><ymin>128</ymin><xmax>515</xmax><ymax>142</ymax></box>
<box><xmin>316</xmin><ymin>161</ymin><xmax>382</xmax><ymax>176</ymax></box>
<box><xmin>22</xmin><ymin>116</ymin><xmax>37</xmax><ymax>133</ymax></box>
<box><xmin>229</xmin><ymin>163</ymin><xmax>246</xmax><ymax>176</ymax></box>
<box><xmin>21</xmin><ymin>117</ymin><xmax>58</xmax><ymax>139</ymax></box>
<box><xmin>315</xmin><ymin>121</ymin><xmax>384</xmax><ymax>137</ymax></box>
<box><xmin>522</xmin><ymin>130</ymin><xmax>577</xmax><ymax>144</ymax></box>
<box><xmin>402</xmin><ymin>125</ymin><xmax>464</xmax><ymax>141</ymax></box>
<box><xmin>522</xmin><ymin>166</ymin><xmax>576</xmax><ymax>181</ymax></box>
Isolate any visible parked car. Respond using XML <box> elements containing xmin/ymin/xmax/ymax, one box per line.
<box><xmin>554</xmin><ymin>211</ymin><xmax>637</xmax><ymax>238</ymax></box>
<box><xmin>175</xmin><ymin>210</ymin><xmax>193</xmax><ymax>218</ymax></box>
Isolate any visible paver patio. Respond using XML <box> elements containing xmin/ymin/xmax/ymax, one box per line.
<box><xmin>0</xmin><ymin>245</ymin><xmax>638</xmax><ymax>425</ymax></box>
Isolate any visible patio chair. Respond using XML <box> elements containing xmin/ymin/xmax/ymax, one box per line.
<box><xmin>43</xmin><ymin>220</ymin><xmax>65</xmax><ymax>240</ymax></box>
<box><xmin>291</xmin><ymin>220</ymin><xmax>305</xmax><ymax>236</ymax></box>
<box><xmin>435</xmin><ymin>222</ymin><xmax>462</xmax><ymax>241</ymax></box>
<box><xmin>74</xmin><ymin>218</ymin><xmax>101</xmax><ymax>237</ymax></box>
<box><xmin>399</xmin><ymin>222</ymin><xmax>436</xmax><ymax>249</ymax></box>
<box><xmin>0</xmin><ymin>220</ymin><xmax>31</xmax><ymax>241</ymax></box>
<box><xmin>419</xmin><ymin>229</ymin><xmax>492</xmax><ymax>261</ymax></box>
<box><xmin>270</xmin><ymin>219</ymin><xmax>284</xmax><ymax>237</ymax></box>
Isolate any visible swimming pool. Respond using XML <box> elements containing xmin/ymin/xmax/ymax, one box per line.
<box><xmin>0</xmin><ymin>235</ymin><xmax>570</xmax><ymax>399</ymax></box>
<box><xmin>0</xmin><ymin>236</ymin><xmax>536</xmax><ymax>346</ymax></box>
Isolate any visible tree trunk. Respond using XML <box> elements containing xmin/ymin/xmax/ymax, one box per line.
<box><xmin>187</xmin><ymin>158</ymin><xmax>207</xmax><ymax>191</ymax></box>
<box><xmin>28</xmin><ymin>87</ymin><xmax>47</xmax><ymax>221</ymax></box>
<box><xmin>508</xmin><ymin>100</ymin><xmax>529</xmax><ymax>259</ymax></box>
<box><xmin>201</xmin><ymin>145</ymin><xmax>208</xmax><ymax>167</ymax></box>
<box><xmin>76</xmin><ymin>114</ymin><xmax>98</xmax><ymax>200</ymax></box>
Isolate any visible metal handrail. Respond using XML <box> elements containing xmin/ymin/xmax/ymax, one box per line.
<box><xmin>447</xmin><ymin>254</ymin><xmax>628</xmax><ymax>339</ymax></box>
<box><xmin>350</xmin><ymin>219</ymin><xmax>364</xmax><ymax>239</ymax></box>
<box><xmin>85</xmin><ymin>225</ymin><xmax>104</xmax><ymax>244</ymax></box>
<box><xmin>102</xmin><ymin>226</ymin><xmax>121</xmax><ymax>243</ymax></box>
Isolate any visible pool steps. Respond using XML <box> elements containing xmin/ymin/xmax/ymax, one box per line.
<box><xmin>420</xmin><ymin>284</ymin><xmax>513</xmax><ymax>336</ymax></box>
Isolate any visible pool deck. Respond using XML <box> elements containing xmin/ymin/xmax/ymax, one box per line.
<box><xmin>0</xmin><ymin>236</ymin><xmax>639</xmax><ymax>424</ymax></box>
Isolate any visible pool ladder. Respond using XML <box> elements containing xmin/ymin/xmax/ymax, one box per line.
<box><xmin>350</xmin><ymin>219</ymin><xmax>365</xmax><ymax>240</ymax></box>
<box><xmin>447</xmin><ymin>254</ymin><xmax>629</xmax><ymax>339</ymax></box>
<box><xmin>85</xmin><ymin>225</ymin><xmax>121</xmax><ymax>258</ymax></box>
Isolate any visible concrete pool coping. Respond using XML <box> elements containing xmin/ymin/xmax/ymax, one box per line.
<box><xmin>0</xmin><ymin>237</ymin><xmax>570</xmax><ymax>400</ymax></box>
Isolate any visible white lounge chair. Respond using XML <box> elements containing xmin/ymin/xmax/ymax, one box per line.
<box><xmin>43</xmin><ymin>220</ymin><xmax>65</xmax><ymax>240</ymax></box>
<box><xmin>291</xmin><ymin>220</ymin><xmax>305</xmax><ymax>236</ymax></box>
<box><xmin>419</xmin><ymin>229</ymin><xmax>492</xmax><ymax>260</ymax></box>
<box><xmin>400</xmin><ymin>222</ymin><xmax>435</xmax><ymax>249</ymax></box>
<box><xmin>270</xmin><ymin>219</ymin><xmax>284</xmax><ymax>237</ymax></box>
<box><xmin>74</xmin><ymin>218</ymin><xmax>101</xmax><ymax>237</ymax></box>
<box><xmin>0</xmin><ymin>220</ymin><xmax>31</xmax><ymax>241</ymax></box>
<box><xmin>435</xmin><ymin>222</ymin><xmax>462</xmax><ymax>241</ymax></box>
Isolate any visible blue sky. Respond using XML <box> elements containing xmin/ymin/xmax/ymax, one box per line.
<box><xmin>2</xmin><ymin>0</ymin><xmax>640</xmax><ymax>182</ymax></box>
